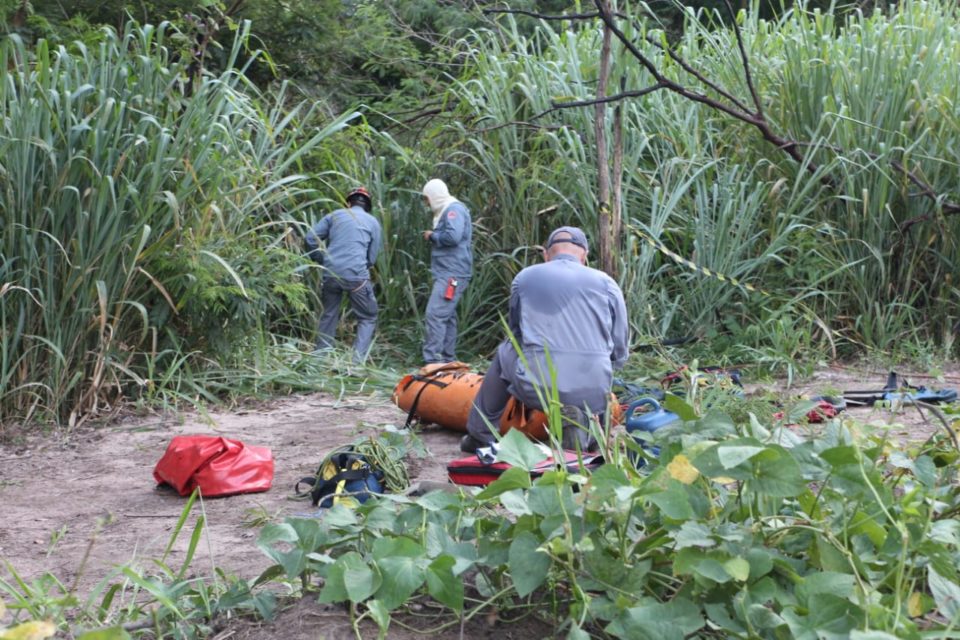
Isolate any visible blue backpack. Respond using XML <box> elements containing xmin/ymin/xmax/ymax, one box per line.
<box><xmin>296</xmin><ymin>448</ymin><xmax>384</xmax><ymax>508</ymax></box>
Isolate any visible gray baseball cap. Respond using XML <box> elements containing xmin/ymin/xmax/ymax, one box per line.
<box><xmin>545</xmin><ymin>226</ymin><xmax>589</xmax><ymax>253</ymax></box>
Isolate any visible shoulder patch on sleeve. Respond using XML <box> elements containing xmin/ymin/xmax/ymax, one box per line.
<box><xmin>447</xmin><ymin>211</ymin><xmax>457</xmax><ymax>219</ymax></box>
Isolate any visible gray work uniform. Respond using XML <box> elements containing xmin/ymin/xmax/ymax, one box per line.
<box><xmin>422</xmin><ymin>201</ymin><xmax>473</xmax><ymax>363</ymax></box>
<box><xmin>305</xmin><ymin>205</ymin><xmax>382</xmax><ymax>361</ymax></box>
<box><xmin>466</xmin><ymin>254</ymin><xmax>629</xmax><ymax>447</ymax></box>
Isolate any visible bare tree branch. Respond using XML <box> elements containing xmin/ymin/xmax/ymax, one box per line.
<box><xmin>611</xmin><ymin>75</ymin><xmax>625</xmax><ymax>271</ymax></box>
<box><xmin>595</xmin><ymin>0</ymin><xmax>615</xmax><ymax>276</ymax></box>
<box><xmin>646</xmin><ymin>37</ymin><xmax>752</xmax><ymax>114</ymax></box>
<box><xmin>487</xmin><ymin>0</ymin><xmax>960</xmax><ymax>233</ymax></box>
<box><xmin>593</xmin><ymin>0</ymin><xmax>817</xmax><ymax>172</ymax></box>
<box><xmin>547</xmin><ymin>84</ymin><xmax>666</xmax><ymax>112</ymax></box>
<box><xmin>720</xmin><ymin>0</ymin><xmax>766</xmax><ymax>120</ymax></box>
<box><xmin>224</xmin><ymin>0</ymin><xmax>246</xmax><ymax>17</ymax></box>
<box><xmin>472</xmin><ymin>120</ymin><xmax>563</xmax><ymax>133</ymax></box>
<box><xmin>483</xmin><ymin>7</ymin><xmax>629</xmax><ymax>21</ymax></box>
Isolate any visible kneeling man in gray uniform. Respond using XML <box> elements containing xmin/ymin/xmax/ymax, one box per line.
<box><xmin>463</xmin><ymin>226</ymin><xmax>629</xmax><ymax>452</ymax></box>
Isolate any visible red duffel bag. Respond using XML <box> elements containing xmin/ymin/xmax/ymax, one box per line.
<box><xmin>153</xmin><ymin>435</ymin><xmax>274</xmax><ymax>497</ymax></box>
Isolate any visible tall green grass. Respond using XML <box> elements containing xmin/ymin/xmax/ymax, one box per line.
<box><xmin>402</xmin><ymin>14</ymin><xmax>820</xmax><ymax>353</ymax></box>
<box><xmin>0</xmin><ymin>22</ymin><xmax>353</xmax><ymax>425</ymax></box>
<box><xmin>768</xmin><ymin>1</ymin><xmax>960</xmax><ymax>347</ymax></box>
<box><xmin>5</xmin><ymin>1</ymin><xmax>960</xmax><ymax>425</ymax></box>
<box><xmin>372</xmin><ymin>1</ymin><xmax>959</xmax><ymax>364</ymax></box>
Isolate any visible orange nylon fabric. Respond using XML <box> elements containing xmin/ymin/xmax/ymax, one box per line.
<box><xmin>392</xmin><ymin>363</ymin><xmax>621</xmax><ymax>441</ymax></box>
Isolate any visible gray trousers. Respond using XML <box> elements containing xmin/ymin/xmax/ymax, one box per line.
<box><xmin>422</xmin><ymin>277</ymin><xmax>468</xmax><ymax>364</ymax></box>
<box><xmin>466</xmin><ymin>342</ymin><xmax>596</xmax><ymax>450</ymax></box>
<box><xmin>316</xmin><ymin>278</ymin><xmax>378</xmax><ymax>362</ymax></box>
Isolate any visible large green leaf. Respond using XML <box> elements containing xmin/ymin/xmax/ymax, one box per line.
<box><xmin>319</xmin><ymin>552</ymin><xmax>380</xmax><ymax>604</ymax></box>
<box><xmin>693</xmin><ymin>439</ymin><xmax>803</xmax><ymax>496</ymax></box>
<box><xmin>366</xmin><ymin>599</ymin><xmax>390</xmax><ymax>639</ymax></box>
<box><xmin>415</xmin><ymin>490</ymin><xmax>463</xmax><ymax>511</ymax></box>
<box><xmin>746</xmin><ymin>602</ymin><xmax>785</xmax><ymax>630</ymax></box>
<box><xmin>717</xmin><ymin>445</ymin><xmax>766</xmax><ymax>469</ymax></box>
<box><xmin>586</xmin><ymin>463</ymin><xmax>630</xmax><ymax>501</ymax></box>
<box><xmin>783</xmin><ymin>593</ymin><xmax>864</xmax><ymax>639</ymax></box>
<box><xmin>796</xmin><ymin>572</ymin><xmax>855</xmax><ymax>606</ymax></box>
<box><xmin>820</xmin><ymin>445</ymin><xmax>861</xmax><ymax>467</ymax></box>
<box><xmin>257</xmin><ymin>522</ymin><xmax>299</xmax><ymax>547</ymax></box>
<box><xmin>496</xmin><ymin>428</ymin><xmax>549</xmax><ymax>471</ymax></box>
<box><xmin>849</xmin><ymin>632</ymin><xmax>901</xmax><ymax>640</ymax></box>
<box><xmin>929</xmin><ymin>520</ymin><xmax>960</xmax><ymax>547</ymax></box>
<box><xmin>256</xmin><ymin>522</ymin><xmax>309</xmax><ymax>580</ymax></box>
<box><xmin>913</xmin><ymin>455</ymin><xmax>937</xmax><ymax>489</ymax></box>
<box><xmin>694</xmin><ymin>438</ymin><xmax>765</xmax><ymax>479</ymax></box>
<box><xmin>582</xmin><ymin>546</ymin><xmax>651</xmax><ymax>593</ymax></box>
<box><xmin>694</xmin><ymin>558</ymin><xmax>734</xmax><ymax>584</ymax></box>
<box><xmin>509</xmin><ymin>531</ymin><xmax>551</xmax><ymax>597</ymax></box>
<box><xmin>606</xmin><ymin>598</ymin><xmax>704</xmax><ymax>639</ymax></box>
<box><xmin>372</xmin><ymin>538</ymin><xmax>427</xmax><ymax>610</ymax></box>
<box><xmin>814</xmin><ymin>534</ymin><xmax>851</xmax><ymax>573</ymax></box>
<box><xmin>928</xmin><ymin>567</ymin><xmax>960</xmax><ymax>621</ymax></box>
<box><xmin>423</xmin><ymin>522</ymin><xmax>477</xmax><ymax>576</ymax></box>
<box><xmin>286</xmin><ymin>518</ymin><xmax>327</xmax><ymax>549</ymax></box>
<box><xmin>672</xmin><ymin>521</ymin><xmax>716</xmax><ymax>549</ymax></box>
<box><xmin>646</xmin><ymin>481</ymin><xmax>695</xmax><ymax>520</ymax></box>
<box><xmin>528</xmin><ymin>483</ymin><xmax>575</xmax><ymax>518</ymax></box>
<box><xmin>426</xmin><ymin>555</ymin><xmax>464</xmax><ymax>611</ymax></box>
<box><xmin>745</xmin><ymin>547</ymin><xmax>773</xmax><ymax>579</ymax></box>
<box><xmin>724</xmin><ymin>557</ymin><xmax>751</xmax><ymax>582</ymax></box>
<box><xmin>476</xmin><ymin>467</ymin><xmax>532</xmax><ymax>499</ymax></box>
<box><xmin>500</xmin><ymin>489</ymin><xmax>532</xmax><ymax>516</ymax></box>
<box><xmin>662</xmin><ymin>395</ymin><xmax>698</xmax><ymax>421</ymax></box>
<box><xmin>704</xmin><ymin>602</ymin><xmax>747</xmax><ymax>635</ymax></box>
<box><xmin>848</xmin><ymin>510</ymin><xmax>887</xmax><ymax>548</ymax></box>
<box><xmin>747</xmin><ymin>446</ymin><xmax>804</xmax><ymax>497</ymax></box>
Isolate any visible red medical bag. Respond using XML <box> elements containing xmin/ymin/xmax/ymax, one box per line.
<box><xmin>153</xmin><ymin>435</ymin><xmax>274</xmax><ymax>497</ymax></box>
<box><xmin>447</xmin><ymin>450</ymin><xmax>603</xmax><ymax>487</ymax></box>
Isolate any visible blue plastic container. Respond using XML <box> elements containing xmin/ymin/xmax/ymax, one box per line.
<box><xmin>624</xmin><ymin>398</ymin><xmax>679</xmax><ymax>467</ymax></box>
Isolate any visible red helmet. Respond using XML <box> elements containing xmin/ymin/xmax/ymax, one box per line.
<box><xmin>346</xmin><ymin>186</ymin><xmax>372</xmax><ymax>211</ymax></box>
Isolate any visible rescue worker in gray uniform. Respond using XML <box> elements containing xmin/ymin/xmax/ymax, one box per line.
<box><xmin>462</xmin><ymin>226</ymin><xmax>629</xmax><ymax>452</ymax></box>
<box><xmin>305</xmin><ymin>186</ymin><xmax>383</xmax><ymax>363</ymax></box>
<box><xmin>421</xmin><ymin>178</ymin><xmax>473</xmax><ymax>363</ymax></box>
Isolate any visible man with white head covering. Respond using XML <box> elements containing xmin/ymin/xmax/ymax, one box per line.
<box><xmin>462</xmin><ymin>226</ymin><xmax>629</xmax><ymax>452</ymax></box>
<box><xmin>421</xmin><ymin>178</ymin><xmax>473</xmax><ymax>363</ymax></box>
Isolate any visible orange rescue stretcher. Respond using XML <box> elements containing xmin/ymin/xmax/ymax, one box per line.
<box><xmin>392</xmin><ymin>362</ymin><xmax>620</xmax><ymax>441</ymax></box>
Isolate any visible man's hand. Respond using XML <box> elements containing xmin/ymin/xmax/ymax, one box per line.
<box><xmin>422</xmin><ymin>230</ymin><xmax>433</xmax><ymax>241</ymax></box>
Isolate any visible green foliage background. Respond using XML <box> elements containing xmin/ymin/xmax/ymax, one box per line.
<box><xmin>1</xmin><ymin>3</ymin><xmax>959</xmax><ymax>638</ymax></box>
<box><xmin>1</xmin><ymin>0</ymin><xmax>958</xmax><ymax>426</ymax></box>
<box><xmin>254</xmin><ymin>404</ymin><xmax>960</xmax><ymax>639</ymax></box>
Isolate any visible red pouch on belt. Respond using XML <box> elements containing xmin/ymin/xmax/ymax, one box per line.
<box><xmin>153</xmin><ymin>435</ymin><xmax>274</xmax><ymax>497</ymax></box>
<box><xmin>443</xmin><ymin>277</ymin><xmax>458</xmax><ymax>300</ymax></box>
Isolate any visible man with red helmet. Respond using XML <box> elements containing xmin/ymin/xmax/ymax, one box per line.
<box><xmin>305</xmin><ymin>186</ymin><xmax>382</xmax><ymax>362</ymax></box>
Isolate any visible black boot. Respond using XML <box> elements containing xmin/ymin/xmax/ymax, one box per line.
<box><xmin>460</xmin><ymin>434</ymin><xmax>486</xmax><ymax>453</ymax></box>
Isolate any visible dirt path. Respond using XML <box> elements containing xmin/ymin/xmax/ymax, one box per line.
<box><xmin>1</xmin><ymin>364</ymin><xmax>957</xmax><ymax>637</ymax></box>
<box><xmin>0</xmin><ymin>394</ymin><xmax>464</xmax><ymax>597</ymax></box>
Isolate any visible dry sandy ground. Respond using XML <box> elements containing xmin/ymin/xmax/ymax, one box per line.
<box><xmin>1</xmin><ymin>363</ymin><xmax>957</xmax><ymax>638</ymax></box>
<box><xmin>0</xmin><ymin>393</ymin><xmax>448</xmax><ymax>594</ymax></box>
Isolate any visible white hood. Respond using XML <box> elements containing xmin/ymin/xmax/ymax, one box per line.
<box><xmin>422</xmin><ymin>179</ymin><xmax>458</xmax><ymax>228</ymax></box>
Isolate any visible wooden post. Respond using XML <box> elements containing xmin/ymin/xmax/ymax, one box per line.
<box><xmin>594</xmin><ymin>0</ymin><xmax>614</xmax><ymax>276</ymax></box>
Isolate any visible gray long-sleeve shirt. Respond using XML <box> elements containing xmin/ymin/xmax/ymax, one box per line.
<box><xmin>305</xmin><ymin>206</ymin><xmax>382</xmax><ymax>281</ymax></box>
<box><xmin>429</xmin><ymin>201</ymin><xmax>473</xmax><ymax>279</ymax></box>
<box><xmin>507</xmin><ymin>253</ymin><xmax>629</xmax><ymax>413</ymax></box>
